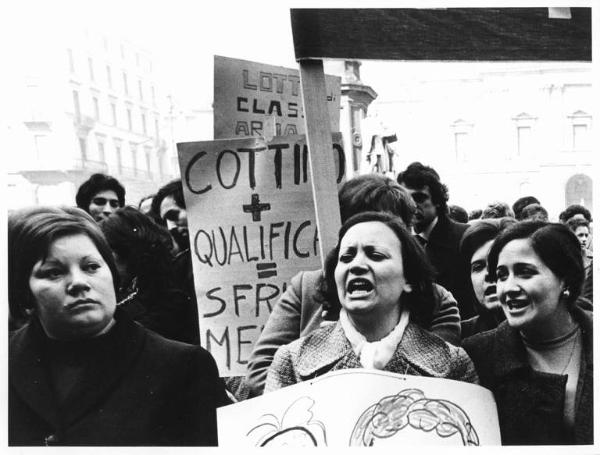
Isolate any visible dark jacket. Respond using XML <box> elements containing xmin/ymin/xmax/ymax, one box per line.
<box><xmin>9</xmin><ymin>316</ymin><xmax>230</xmax><ymax>446</ymax></box>
<box><xmin>462</xmin><ymin>307</ymin><xmax>593</xmax><ymax>445</ymax></box>
<box><xmin>424</xmin><ymin>215</ymin><xmax>475</xmax><ymax>319</ymax></box>
<box><xmin>460</xmin><ymin>307</ymin><xmax>506</xmax><ymax>340</ymax></box>
<box><xmin>118</xmin><ymin>288</ymin><xmax>199</xmax><ymax>344</ymax></box>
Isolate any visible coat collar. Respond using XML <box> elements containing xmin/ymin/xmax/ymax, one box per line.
<box><xmin>491</xmin><ymin>306</ymin><xmax>594</xmax><ymax>378</ymax></box>
<box><xmin>10</xmin><ymin>315</ymin><xmax>146</xmax><ymax>428</ymax></box>
<box><xmin>296</xmin><ymin>321</ymin><xmax>455</xmax><ymax>379</ymax></box>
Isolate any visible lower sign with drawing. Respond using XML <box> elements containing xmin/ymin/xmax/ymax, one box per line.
<box><xmin>218</xmin><ymin>369</ymin><xmax>500</xmax><ymax>446</ymax></box>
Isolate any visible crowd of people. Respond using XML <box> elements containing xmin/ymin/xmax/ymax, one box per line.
<box><xmin>8</xmin><ymin>161</ymin><xmax>593</xmax><ymax>446</ymax></box>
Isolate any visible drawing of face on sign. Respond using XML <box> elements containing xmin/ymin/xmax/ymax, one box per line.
<box><xmin>247</xmin><ymin>396</ymin><xmax>327</xmax><ymax>447</ymax></box>
<box><xmin>349</xmin><ymin>388</ymin><xmax>480</xmax><ymax>447</ymax></box>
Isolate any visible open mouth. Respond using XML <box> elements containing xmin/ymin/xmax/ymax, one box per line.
<box><xmin>347</xmin><ymin>278</ymin><xmax>374</xmax><ymax>296</ymax></box>
<box><xmin>505</xmin><ymin>299</ymin><xmax>529</xmax><ymax>310</ymax></box>
<box><xmin>484</xmin><ymin>285</ymin><xmax>497</xmax><ymax>297</ymax></box>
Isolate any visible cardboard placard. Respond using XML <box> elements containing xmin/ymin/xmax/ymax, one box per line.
<box><xmin>214</xmin><ymin>55</ymin><xmax>341</xmax><ymax>139</ymax></box>
<box><xmin>218</xmin><ymin>369</ymin><xmax>501</xmax><ymax>447</ymax></box>
<box><xmin>178</xmin><ymin>134</ymin><xmax>345</xmax><ymax>376</ymax></box>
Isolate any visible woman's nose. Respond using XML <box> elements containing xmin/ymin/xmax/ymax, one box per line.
<box><xmin>67</xmin><ymin>269</ymin><xmax>91</xmax><ymax>294</ymax></box>
<box><xmin>348</xmin><ymin>252</ymin><xmax>368</xmax><ymax>273</ymax></box>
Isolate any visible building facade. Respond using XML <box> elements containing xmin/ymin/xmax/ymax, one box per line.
<box><xmin>365</xmin><ymin>62</ymin><xmax>593</xmax><ymax>220</ymax></box>
<box><xmin>6</xmin><ymin>26</ymin><xmax>177</xmax><ymax>210</ymax></box>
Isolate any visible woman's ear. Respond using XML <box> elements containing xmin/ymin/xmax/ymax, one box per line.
<box><xmin>403</xmin><ymin>283</ymin><xmax>413</xmax><ymax>293</ymax></box>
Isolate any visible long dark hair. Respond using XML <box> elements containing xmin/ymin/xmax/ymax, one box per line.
<box><xmin>100</xmin><ymin>206</ymin><xmax>176</xmax><ymax>296</ymax></box>
<box><xmin>321</xmin><ymin>211</ymin><xmax>436</xmax><ymax>328</ymax></box>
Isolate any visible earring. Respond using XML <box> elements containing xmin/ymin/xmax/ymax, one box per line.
<box><xmin>561</xmin><ymin>288</ymin><xmax>570</xmax><ymax>299</ymax></box>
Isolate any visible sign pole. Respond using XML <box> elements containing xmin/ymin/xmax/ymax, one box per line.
<box><xmin>299</xmin><ymin>59</ymin><xmax>341</xmax><ymax>267</ymax></box>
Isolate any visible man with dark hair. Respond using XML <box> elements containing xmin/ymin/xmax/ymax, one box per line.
<box><xmin>512</xmin><ymin>195</ymin><xmax>540</xmax><ymax>221</ymax></box>
<box><xmin>151</xmin><ymin>179</ymin><xmax>189</xmax><ymax>252</ymax></box>
<box><xmin>397</xmin><ymin>162</ymin><xmax>475</xmax><ymax>319</ymax></box>
<box><xmin>151</xmin><ymin>178</ymin><xmax>199</xmax><ymax>344</ymax></box>
<box><xmin>75</xmin><ymin>173</ymin><xmax>126</xmax><ymax>222</ymax></box>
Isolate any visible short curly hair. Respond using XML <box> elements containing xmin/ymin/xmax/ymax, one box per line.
<box><xmin>396</xmin><ymin>162</ymin><xmax>449</xmax><ymax>215</ymax></box>
<box><xmin>75</xmin><ymin>173</ymin><xmax>126</xmax><ymax>212</ymax></box>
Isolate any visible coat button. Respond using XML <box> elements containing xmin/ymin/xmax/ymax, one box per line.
<box><xmin>45</xmin><ymin>434</ymin><xmax>59</xmax><ymax>445</ymax></box>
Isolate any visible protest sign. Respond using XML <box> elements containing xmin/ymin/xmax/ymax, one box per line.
<box><xmin>214</xmin><ymin>55</ymin><xmax>341</xmax><ymax>139</ymax></box>
<box><xmin>178</xmin><ymin>133</ymin><xmax>345</xmax><ymax>376</ymax></box>
<box><xmin>218</xmin><ymin>369</ymin><xmax>501</xmax><ymax>447</ymax></box>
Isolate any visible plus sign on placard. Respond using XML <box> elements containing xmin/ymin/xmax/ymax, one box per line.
<box><xmin>243</xmin><ymin>193</ymin><xmax>271</xmax><ymax>222</ymax></box>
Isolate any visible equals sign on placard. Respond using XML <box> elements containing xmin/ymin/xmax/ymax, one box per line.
<box><xmin>256</xmin><ymin>262</ymin><xmax>277</xmax><ymax>279</ymax></box>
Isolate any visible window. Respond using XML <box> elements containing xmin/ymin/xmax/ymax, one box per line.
<box><xmin>34</xmin><ymin>134</ymin><xmax>48</xmax><ymax>159</ymax></box>
<box><xmin>79</xmin><ymin>137</ymin><xmax>87</xmax><ymax>161</ymax></box>
<box><xmin>115</xmin><ymin>143</ymin><xmax>123</xmax><ymax>173</ymax></box>
<box><xmin>126</xmin><ymin>107</ymin><xmax>132</xmax><ymax>131</ymax></box>
<box><xmin>573</xmin><ymin>124</ymin><xmax>590</xmax><ymax>150</ymax></box>
<box><xmin>454</xmin><ymin>132</ymin><xmax>468</xmax><ymax>161</ymax></box>
<box><xmin>145</xmin><ymin>146</ymin><xmax>152</xmax><ymax>174</ymax></box>
<box><xmin>130</xmin><ymin>143</ymin><xmax>138</xmax><ymax>174</ymax></box>
<box><xmin>568</xmin><ymin>111</ymin><xmax>592</xmax><ymax>151</ymax></box>
<box><xmin>138</xmin><ymin>79</ymin><xmax>143</xmax><ymax>100</ymax></box>
<box><xmin>97</xmin><ymin>139</ymin><xmax>106</xmax><ymax>162</ymax></box>
<box><xmin>72</xmin><ymin>90</ymin><xmax>81</xmax><ymax>121</ymax></box>
<box><xmin>88</xmin><ymin>57</ymin><xmax>94</xmax><ymax>81</ymax></box>
<box><xmin>154</xmin><ymin>115</ymin><xmax>160</xmax><ymax>139</ymax></box>
<box><xmin>512</xmin><ymin>112</ymin><xmax>537</xmax><ymax>157</ymax></box>
<box><xmin>93</xmin><ymin>96</ymin><xmax>100</xmax><ymax>121</ymax></box>
<box><xmin>141</xmin><ymin>112</ymin><xmax>147</xmax><ymax>135</ymax></box>
<box><xmin>450</xmin><ymin>119</ymin><xmax>473</xmax><ymax>162</ymax></box>
<box><xmin>67</xmin><ymin>48</ymin><xmax>75</xmax><ymax>73</ymax></box>
<box><xmin>110</xmin><ymin>101</ymin><xmax>117</xmax><ymax>126</ymax></box>
<box><xmin>158</xmin><ymin>150</ymin><xmax>165</xmax><ymax>178</ymax></box>
<box><xmin>106</xmin><ymin>65</ymin><xmax>112</xmax><ymax>88</ymax></box>
<box><xmin>517</xmin><ymin>126</ymin><xmax>532</xmax><ymax>156</ymax></box>
<box><xmin>123</xmin><ymin>71</ymin><xmax>128</xmax><ymax>95</ymax></box>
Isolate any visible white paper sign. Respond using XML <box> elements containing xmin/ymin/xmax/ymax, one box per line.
<box><xmin>218</xmin><ymin>369</ymin><xmax>501</xmax><ymax>447</ymax></box>
<box><xmin>177</xmin><ymin>134</ymin><xmax>345</xmax><ymax>376</ymax></box>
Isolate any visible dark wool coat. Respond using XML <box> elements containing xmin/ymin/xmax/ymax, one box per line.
<box><xmin>265</xmin><ymin>320</ymin><xmax>478</xmax><ymax>391</ymax></box>
<box><xmin>9</xmin><ymin>316</ymin><xmax>230</xmax><ymax>446</ymax></box>
<box><xmin>462</xmin><ymin>307</ymin><xmax>593</xmax><ymax>445</ymax></box>
<box><xmin>424</xmin><ymin>215</ymin><xmax>475</xmax><ymax>319</ymax></box>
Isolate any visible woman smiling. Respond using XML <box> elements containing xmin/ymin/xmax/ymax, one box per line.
<box><xmin>265</xmin><ymin>212</ymin><xmax>478</xmax><ymax>390</ymax></box>
<box><xmin>463</xmin><ymin>221</ymin><xmax>593</xmax><ymax>445</ymax></box>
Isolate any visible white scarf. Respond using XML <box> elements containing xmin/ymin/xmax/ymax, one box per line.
<box><xmin>339</xmin><ymin>307</ymin><xmax>410</xmax><ymax>370</ymax></box>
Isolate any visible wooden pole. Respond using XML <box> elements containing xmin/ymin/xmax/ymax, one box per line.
<box><xmin>299</xmin><ymin>59</ymin><xmax>341</xmax><ymax>267</ymax></box>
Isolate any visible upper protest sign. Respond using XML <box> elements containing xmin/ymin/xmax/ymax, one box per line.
<box><xmin>178</xmin><ymin>133</ymin><xmax>345</xmax><ymax>376</ymax></box>
<box><xmin>213</xmin><ymin>55</ymin><xmax>341</xmax><ymax>139</ymax></box>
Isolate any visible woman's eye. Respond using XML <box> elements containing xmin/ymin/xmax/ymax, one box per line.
<box><xmin>368</xmin><ymin>251</ymin><xmax>386</xmax><ymax>261</ymax></box>
<box><xmin>471</xmin><ymin>262</ymin><xmax>485</xmax><ymax>273</ymax></box>
<box><xmin>339</xmin><ymin>253</ymin><xmax>353</xmax><ymax>263</ymax></box>
<box><xmin>84</xmin><ymin>262</ymin><xmax>102</xmax><ymax>272</ymax></box>
<box><xmin>41</xmin><ymin>269</ymin><xmax>63</xmax><ymax>279</ymax></box>
<box><xmin>496</xmin><ymin>269</ymin><xmax>508</xmax><ymax>281</ymax></box>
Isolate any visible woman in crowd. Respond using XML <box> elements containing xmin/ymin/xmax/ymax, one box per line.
<box><xmin>463</xmin><ymin>221</ymin><xmax>593</xmax><ymax>444</ymax></box>
<box><xmin>459</xmin><ymin>218</ymin><xmax>516</xmax><ymax>339</ymax></box>
<box><xmin>266</xmin><ymin>212</ymin><xmax>478</xmax><ymax>391</ymax></box>
<box><xmin>100</xmin><ymin>206</ymin><xmax>199</xmax><ymax>344</ymax></box>
<box><xmin>8</xmin><ymin>206</ymin><xmax>229</xmax><ymax>446</ymax></box>
<box><xmin>567</xmin><ymin>217</ymin><xmax>593</xmax><ymax>302</ymax></box>
<box><xmin>244</xmin><ymin>174</ymin><xmax>462</xmax><ymax>398</ymax></box>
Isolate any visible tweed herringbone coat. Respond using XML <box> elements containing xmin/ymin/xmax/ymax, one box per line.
<box><xmin>265</xmin><ymin>320</ymin><xmax>478</xmax><ymax>391</ymax></box>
